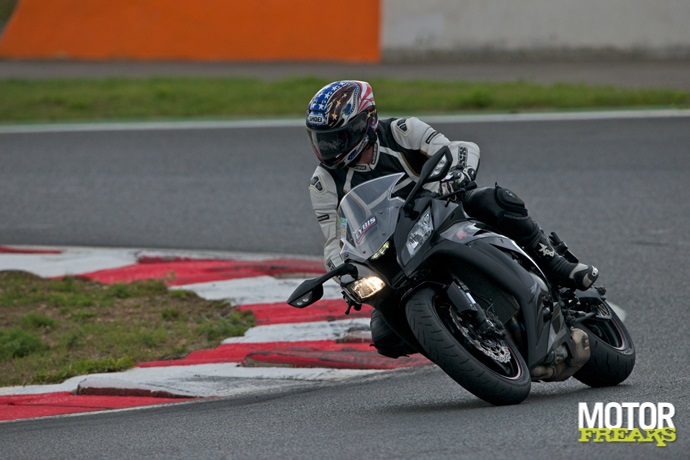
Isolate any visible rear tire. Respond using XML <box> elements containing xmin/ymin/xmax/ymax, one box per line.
<box><xmin>405</xmin><ymin>287</ymin><xmax>531</xmax><ymax>406</ymax></box>
<box><xmin>574</xmin><ymin>299</ymin><xmax>635</xmax><ymax>387</ymax></box>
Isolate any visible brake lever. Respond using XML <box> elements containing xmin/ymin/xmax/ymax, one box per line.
<box><xmin>441</xmin><ymin>181</ymin><xmax>477</xmax><ymax>205</ymax></box>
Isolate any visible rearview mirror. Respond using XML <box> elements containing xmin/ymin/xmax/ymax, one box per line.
<box><xmin>287</xmin><ymin>280</ymin><xmax>324</xmax><ymax>308</ymax></box>
<box><xmin>403</xmin><ymin>146</ymin><xmax>452</xmax><ymax>214</ymax></box>
<box><xmin>286</xmin><ymin>264</ymin><xmax>357</xmax><ymax>308</ymax></box>
<box><xmin>425</xmin><ymin>146</ymin><xmax>452</xmax><ymax>182</ymax></box>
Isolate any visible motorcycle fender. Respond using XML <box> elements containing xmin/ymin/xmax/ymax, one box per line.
<box><xmin>574</xmin><ymin>287</ymin><xmax>606</xmax><ymax>302</ymax></box>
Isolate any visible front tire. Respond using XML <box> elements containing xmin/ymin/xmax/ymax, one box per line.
<box><xmin>405</xmin><ymin>287</ymin><xmax>531</xmax><ymax>406</ymax></box>
<box><xmin>573</xmin><ymin>299</ymin><xmax>635</xmax><ymax>387</ymax></box>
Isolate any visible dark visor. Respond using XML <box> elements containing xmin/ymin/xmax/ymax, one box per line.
<box><xmin>308</xmin><ymin>111</ymin><xmax>370</xmax><ymax>167</ymax></box>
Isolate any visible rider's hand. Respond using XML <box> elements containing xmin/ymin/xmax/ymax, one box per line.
<box><xmin>440</xmin><ymin>167</ymin><xmax>476</xmax><ymax>196</ymax></box>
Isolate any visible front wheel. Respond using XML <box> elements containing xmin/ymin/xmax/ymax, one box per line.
<box><xmin>573</xmin><ymin>299</ymin><xmax>635</xmax><ymax>387</ymax></box>
<box><xmin>405</xmin><ymin>287</ymin><xmax>531</xmax><ymax>406</ymax></box>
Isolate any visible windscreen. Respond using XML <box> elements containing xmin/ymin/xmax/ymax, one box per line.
<box><xmin>337</xmin><ymin>173</ymin><xmax>407</xmax><ymax>262</ymax></box>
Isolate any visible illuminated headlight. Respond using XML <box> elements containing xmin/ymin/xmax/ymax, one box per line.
<box><xmin>370</xmin><ymin>241</ymin><xmax>391</xmax><ymax>260</ymax></box>
<box><xmin>350</xmin><ymin>276</ymin><xmax>386</xmax><ymax>300</ymax></box>
<box><xmin>405</xmin><ymin>208</ymin><xmax>433</xmax><ymax>257</ymax></box>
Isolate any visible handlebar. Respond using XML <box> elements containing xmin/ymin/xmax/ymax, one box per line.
<box><xmin>438</xmin><ymin>181</ymin><xmax>478</xmax><ymax>202</ymax></box>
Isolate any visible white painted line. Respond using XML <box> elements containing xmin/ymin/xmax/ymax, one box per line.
<box><xmin>0</xmin><ymin>363</ymin><xmax>383</xmax><ymax>397</ymax></box>
<box><xmin>0</xmin><ymin>248</ymin><xmax>138</xmax><ymax>278</ymax></box>
<box><xmin>135</xmin><ymin>248</ymin><xmax>312</xmax><ymax>262</ymax></box>
<box><xmin>0</xmin><ymin>245</ymin><xmax>321</xmax><ymax>278</ymax></box>
<box><xmin>173</xmin><ymin>276</ymin><xmax>342</xmax><ymax>305</ymax></box>
<box><xmin>0</xmin><ymin>375</ymin><xmax>88</xmax><ymax>396</ymax></box>
<box><xmin>222</xmin><ymin>318</ymin><xmax>371</xmax><ymax>344</ymax></box>
<box><xmin>418</xmin><ymin>109</ymin><xmax>690</xmax><ymax>124</ymax></box>
<box><xmin>1</xmin><ymin>109</ymin><xmax>688</xmax><ymax>134</ymax></box>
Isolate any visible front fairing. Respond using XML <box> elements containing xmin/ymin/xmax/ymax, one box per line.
<box><xmin>338</xmin><ymin>173</ymin><xmax>406</xmax><ymax>263</ymax></box>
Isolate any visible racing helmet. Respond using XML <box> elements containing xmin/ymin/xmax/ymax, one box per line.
<box><xmin>306</xmin><ymin>80</ymin><xmax>378</xmax><ymax>169</ymax></box>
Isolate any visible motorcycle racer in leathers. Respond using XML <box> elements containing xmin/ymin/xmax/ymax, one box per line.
<box><xmin>306</xmin><ymin>80</ymin><xmax>599</xmax><ymax>358</ymax></box>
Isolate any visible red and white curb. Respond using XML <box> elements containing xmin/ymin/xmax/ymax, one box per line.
<box><xmin>0</xmin><ymin>246</ymin><xmax>429</xmax><ymax>422</ymax></box>
<box><xmin>0</xmin><ymin>245</ymin><xmax>625</xmax><ymax>421</ymax></box>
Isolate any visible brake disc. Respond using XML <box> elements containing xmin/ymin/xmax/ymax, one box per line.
<box><xmin>451</xmin><ymin>313</ymin><xmax>511</xmax><ymax>363</ymax></box>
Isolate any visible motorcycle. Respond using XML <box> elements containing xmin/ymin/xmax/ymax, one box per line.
<box><xmin>288</xmin><ymin>147</ymin><xmax>635</xmax><ymax>405</ymax></box>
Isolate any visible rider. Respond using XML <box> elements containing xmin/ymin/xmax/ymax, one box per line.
<box><xmin>306</xmin><ymin>80</ymin><xmax>598</xmax><ymax>358</ymax></box>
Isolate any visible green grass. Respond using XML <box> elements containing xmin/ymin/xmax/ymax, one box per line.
<box><xmin>0</xmin><ymin>0</ymin><xmax>18</xmax><ymax>24</ymax></box>
<box><xmin>0</xmin><ymin>77</ymin><xmax>687</xmax><ymax>124</ymax></box>
<box><xmin>0</xmin><ymin>271</ymin><xmax>254</xmax><ymax>387</ymax></box>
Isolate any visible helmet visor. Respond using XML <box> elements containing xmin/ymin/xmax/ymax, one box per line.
<box><xmin>308</xmin><ymin>111</ymin><xmax>371</xmax><ymax>168</ymax></box>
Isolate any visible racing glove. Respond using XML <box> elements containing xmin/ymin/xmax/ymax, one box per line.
<box><xmin>440</xmin><ymin>167</ymin><xmax>477</xmax><ymax>197</ymax></box>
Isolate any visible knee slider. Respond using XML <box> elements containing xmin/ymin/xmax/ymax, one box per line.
<box><xmin>495</xmin><ymin>185</ymin><xmax>527</xmax><ymax>217</ymax></box>
<box><xmin>493</xmin><ymin>185</ymin><xmax>540</xmax><ymax>242</ymax></box>
<box><xmin>463</xmin><ymin>185</ymin><xmax>531</xmax><ymax>232</ymax></box>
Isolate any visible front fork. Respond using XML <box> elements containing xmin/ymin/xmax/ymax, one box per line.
<box><xmin>446</xmin><ymin>280</ymin><xmax>506</xmax><ymax>338</ymax></box>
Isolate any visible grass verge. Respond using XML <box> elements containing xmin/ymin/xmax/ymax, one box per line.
<box><xmin>0</xmin><ymin>0</ymin><xmax>18</xmax><ymax>24</ymax></box>
<box><xmin>0</xmin><ymin>77</ymin><xmax>688</xmax><ymax>123</ymax></box>
<box><xmin>0</xmin><ymin>271</ymin><xmax>254</xmax><ymax>387</ymax></box>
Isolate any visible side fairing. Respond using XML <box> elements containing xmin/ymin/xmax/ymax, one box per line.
<box><xmin>422</xmin><ymin>221</ymin><xmax>566</xmax><ymax>368</ymax></box>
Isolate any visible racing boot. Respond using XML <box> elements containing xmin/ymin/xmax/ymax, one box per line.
<box><xmin>524</xmin><ymin>230</ymin><xmax>599</xmax><ymax>291</ymax></box>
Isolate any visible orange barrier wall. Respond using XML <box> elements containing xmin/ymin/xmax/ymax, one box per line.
<box><xmin>0</xmin><ymin>0</ymin><xmax>381</xmax><ymax>62</ymax></box>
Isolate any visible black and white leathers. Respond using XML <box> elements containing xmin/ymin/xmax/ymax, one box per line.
<box><xmin>309</xmin><ymin>117</ymin><xmax>480</xmax><ymax>272</ymax></box>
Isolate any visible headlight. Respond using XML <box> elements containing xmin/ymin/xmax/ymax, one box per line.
<box><xmin>405</xmin><ymin>208</ymin><xmax>433</xmax><ymax>257</ymax></box>
<box><xmin>370</xmin><ymin>241</ymin><xmax>391</xmax><ymax>260</ymax></box>
<box><xmin>350</xmin><ymin>276</ymin><xmax>386</xmax><ymax>300</ymax></box>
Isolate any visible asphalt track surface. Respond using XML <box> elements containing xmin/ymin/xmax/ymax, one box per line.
<box><xmin>1</xmin><ymin>114</ymin><xmax>689</xmax><ymax>459</ymax></box>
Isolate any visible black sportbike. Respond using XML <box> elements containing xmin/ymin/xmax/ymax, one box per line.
<box><xmin>288</xmin><ymin>148</ymin><xmax>635</xmax><ymax>405</ymax></box>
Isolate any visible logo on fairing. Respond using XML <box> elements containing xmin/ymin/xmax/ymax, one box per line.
<box><xmin>455</xmin><ymin>230</ymin><xmax>468</xmax><ymax>240</ymax></box>
<box><xmin>355</xmin><ymin>216</ymin><xmax>377</xmax><ymax>243</ymax></box>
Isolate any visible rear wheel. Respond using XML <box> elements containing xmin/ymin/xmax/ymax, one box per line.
<box><xmin>405</xmin><ymin>287</ymin><xmax>531</xmax><ymax>406</ymax></box>
<box><xmin>573</xmin><ymin>299</ymin><xmax>635</xmax><ymax>387</ymax></box>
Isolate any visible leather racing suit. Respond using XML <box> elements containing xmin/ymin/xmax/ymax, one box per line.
<box><xmin>309</xmin><ymin>117</ymin><xmax>479</xmax><ymax>358</ymax></box>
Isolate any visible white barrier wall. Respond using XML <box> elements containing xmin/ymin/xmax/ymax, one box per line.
<box><xmin>382</xmin><ymin>0</ymin><xmax>690</xmax><ymax>59</ymax></box>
